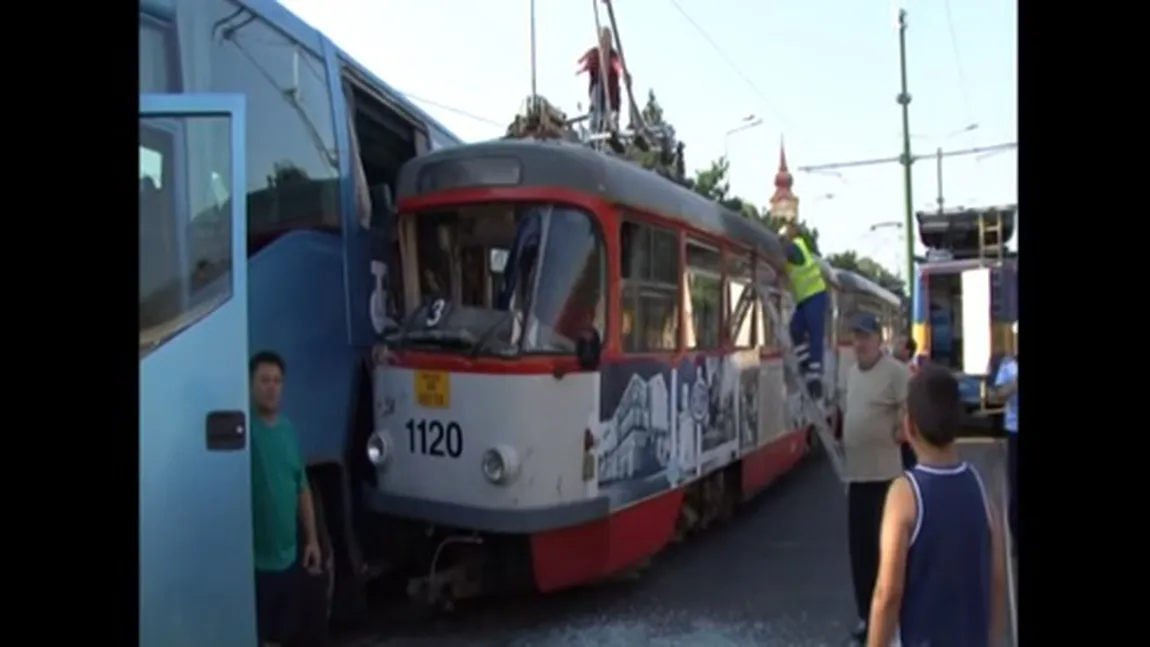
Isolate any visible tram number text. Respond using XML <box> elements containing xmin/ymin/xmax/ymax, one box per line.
<box><xmin>405</xmin><ymin>419</ymin><xmax>463</xmax><ymax>458</ymax></box>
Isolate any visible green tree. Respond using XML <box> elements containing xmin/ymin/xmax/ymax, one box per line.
<box><xmin>824</xmin><ymin>250</ymin><xmax>907</xmax><ymax>298</ymax></box>
<box><xmin>621</xmin><ymin>90</ymin><xmax>894</xmax><ymax>297</ymax></box>
<box><xmin>685</xmin><ymin>155</ymin><xmax>821</xmax><ymax>248</ymax></box>
<box><xmin>626</xmin><ymin>90</ymin><xmax>686</xmax><ymax>182</ymax></box>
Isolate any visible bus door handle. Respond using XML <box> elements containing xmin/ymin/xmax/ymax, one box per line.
<box><xmin>205</xmin><ymin>410</ymin><xmax>246</xmax><ymax>451</ymax></box>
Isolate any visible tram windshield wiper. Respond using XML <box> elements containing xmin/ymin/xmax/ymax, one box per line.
<box><xmin>387</xmin><ymin>328</ymin><xmax>478</xmax><ymax>351</ymax></box>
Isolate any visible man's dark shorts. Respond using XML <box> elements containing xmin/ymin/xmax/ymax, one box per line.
<box><xmin>255</xmin><ymin>562</ymin><xmax>300</xmax><ymax>644</ymax></box>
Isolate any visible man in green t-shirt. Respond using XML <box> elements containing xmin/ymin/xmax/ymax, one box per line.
<box><xmin>249</xmin><ymin>351</ymin><xmax>321</xmax><ymax>647</ymax></box>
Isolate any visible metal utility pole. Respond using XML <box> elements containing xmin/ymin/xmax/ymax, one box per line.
<box><xmin>529</xmin><ymin>0</ymin><xmax>538</xmax><ymax>98</ymax></box>
<box><xmin>896</xmin><ymin>9</ymin><xmax>915</xmax><ymax>299</ymax></box>
<box><xmin>935</xmin><ymin>147</ymin><xmax>944</xmax><ymax>214</ymax></box>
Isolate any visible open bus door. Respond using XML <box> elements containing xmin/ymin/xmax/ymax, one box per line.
<box><xmin>139</xmin><ymin>94</ymin><xmax>256</xmax><ymax>647</ymax></box>
<box><xmin>959</xmin><ymin>268</ymin><xmax>1003</xmax><ymax>417</ymax></box>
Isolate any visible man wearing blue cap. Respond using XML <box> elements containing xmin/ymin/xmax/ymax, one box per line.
<box><xmin>840</xmin><ymin>313</ymin><xmax>911</xmax><ymax>646</ymax></box>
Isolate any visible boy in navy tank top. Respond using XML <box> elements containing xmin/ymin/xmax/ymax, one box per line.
<box><xmin>867</xmin><ymin>363</ymin><xmax>1008</xmax><ymax>647</ymax></box>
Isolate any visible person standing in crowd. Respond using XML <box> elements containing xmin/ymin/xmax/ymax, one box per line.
<box><xmin>841</xmin><ymin>314</ymin><xmax>911</xmax><ymax>646</ymax></box>
<box><xmin>867</xmin><ymin>363</ymin><xmax>1007</xmax><ymax>647</ymax></box>
<box><xmin>991</xmin><ymin>321</ymin><xmax>1019</xmax><ymax>554</ymax></box>
<box><xmin>892</xmin><ymin>335</ymin><xmax>917</xmax><ymax>365</ymax></box>
<box><xmin>780</xmin><ymin>219</ymin><xmax>830</xmax><ymax>400</ymax></box>
<box><xmin>250</xmin><ymin>351</ymin><xmax>323</xmax><ymax>647</ymax></box>
<box><xmin>892</xmin><ymin>335</ymin><xmax>919</xmax><ymax>469</ymax></box>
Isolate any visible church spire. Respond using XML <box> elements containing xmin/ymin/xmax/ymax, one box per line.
<box><xmin>769</xmin><ymin>138</ymin><xmax>799</xmax><ymax>222</ymax></box>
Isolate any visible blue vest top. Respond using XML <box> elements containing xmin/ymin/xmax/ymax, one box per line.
<box><xmin>899</xmin><ymin>462</ymin><xmax>993</xmax><ymax>647</ymax></box>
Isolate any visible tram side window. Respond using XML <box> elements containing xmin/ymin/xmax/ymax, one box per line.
<box><xmin>837</xmin><ymin>293</ymin><xmax>856</xmax><ymax>339</ymax></box>
<box><xmin>827</xmin><ymin>291</ymin><xmax>837</xmax><ymax>350</ymax></box>
<box><xmin>727</xmin><ymin>252</ymin><xmax>756</xmax><ymax>349</ymax></box>
<box><xmin>756</xmin><ymin>262</ymin><xmax>777</xmax><ymax>350</ymax></box>
<box><xmin>530</xmin><ymin>207</ymin><xmax>606</xmax><ymax>350</ymax></box>
<box><xmin>685</xmin><ymin>242</ymin><xmax>722</xmax><ymax>350</ymax></box>
<box><xmin>153</xmin><ymin>1</ymin><xmax>341</xmax><ymax>250</ymax></box>
<box><xmin>621</xmin><ymin>221</ymin><xmax>680</xmax><ymax>352</ymax></box>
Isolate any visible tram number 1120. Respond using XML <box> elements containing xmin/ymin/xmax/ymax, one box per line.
<box><xmin>406</xmin><ymin>419</ymin><xmax>463</xmax><ymax>458</ymax></box>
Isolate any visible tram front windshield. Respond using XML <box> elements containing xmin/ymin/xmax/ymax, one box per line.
<box><xmin>392</xmin><ymin>203</ymin><xmax>605</xmax><ymax>357</ymax></box>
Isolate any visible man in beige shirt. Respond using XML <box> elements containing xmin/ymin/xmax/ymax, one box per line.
<box><xmin>840</xmin><ymin>313</ymin><xmax>911</xmax><ymax>647</ymax></box>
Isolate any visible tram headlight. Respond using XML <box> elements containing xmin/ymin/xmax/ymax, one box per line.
<box><xmin>480</xmin><ymin>445</ymin><xmax>520</xmax><ymax>485</ymax></box>
<box><xmin>366</xmin><ymin>429</ymin><xmax>393</xmax><ymax>468</ymax></box>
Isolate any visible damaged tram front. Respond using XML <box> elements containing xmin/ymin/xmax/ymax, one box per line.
<box><xmin>358</xmin><ymin>138</ymin><xmax>810</xmax><ymax>606</ymax></box>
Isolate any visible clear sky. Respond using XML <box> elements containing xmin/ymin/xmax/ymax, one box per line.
<box><xmin>280</xmin><ymin>0</ymin><xmax>1016</xmax><ymax>278</ymax></box>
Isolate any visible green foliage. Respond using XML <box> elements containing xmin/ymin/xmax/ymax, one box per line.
<box><xmin>618</xmin><ymin>90</ymin><xmax>899</xmax><ymax>296</ymax></box>
<box><xmin>624</xmin><ymin>90</ymin><xmax>685</xmax><ymax>182</ymax></box>
<box><xmin>824</xmin><ymin>250</ymin><xmax>907</xmax><ymax>298</ymax></box>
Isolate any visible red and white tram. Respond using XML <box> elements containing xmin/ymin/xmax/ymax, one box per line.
<box><xmin>357</xmin><ymin>139</ymin><xmax>903</xmax><ymax>603</ymax></box>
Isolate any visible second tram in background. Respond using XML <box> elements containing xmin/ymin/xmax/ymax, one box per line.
<box><xmin>911</xmin><ymin>205</ymin><xmax>1018</xmax><ymax>435</ymax></box>
<box><xmin>352</xmin><ymin>138</ymin><xmax>904</xmax><ymax>606</ymax></box>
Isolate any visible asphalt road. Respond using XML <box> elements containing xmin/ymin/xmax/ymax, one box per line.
<box><xmin>339</xmin><ymin>440</ymin><xmax>1014</xmax><ymax>647</ymax></box>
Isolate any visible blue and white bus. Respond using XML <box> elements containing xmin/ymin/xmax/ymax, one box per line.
<box><xmin>139</xmin><ymin>1</ymin><xmax>461</xmax><ymax>644</ymax></box>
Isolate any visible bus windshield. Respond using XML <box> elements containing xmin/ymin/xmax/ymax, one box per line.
<box><xmin>392</xmin><ymin>203</ymin><xmax>605</xmax><ymax>356</ymax></box>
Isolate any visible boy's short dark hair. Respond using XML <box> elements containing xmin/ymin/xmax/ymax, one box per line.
<box><xmin>907</xmin><ymin>361</ymin><xmax>963</xmax><ymax>447</ymax></box>
<box><xmin>904</xmin><ymin>336</ymin><xmax>918</xmax><ymax>355</ymax></box>
<box><xmin>249</xmin><ymin>350</ymin><xmax>286</xmax><ymax>376</ymax></box>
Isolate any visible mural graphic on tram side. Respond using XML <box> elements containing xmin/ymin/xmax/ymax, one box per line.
<box><xmin>594</xmin><ymin>359</ymin><xmax>676</xmax><ymax>507</ymax></box>
<box><xmin>739</xmin><ymin>361</ymin><xmax>760</xmax><ymax>449</ymax></box>
<box><xmin>594</xmin><ymin>354</ymin><xmax>764</xmax><ymax>508</ymax></box>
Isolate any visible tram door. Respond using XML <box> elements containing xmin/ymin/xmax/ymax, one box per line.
<box><xmin>139</xmin><ymin>94</ymin><xmax>256</xmax><ymax>647</ymax></box>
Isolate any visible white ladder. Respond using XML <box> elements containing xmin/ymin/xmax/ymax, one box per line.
<box><xmin>759</xmin><ymin>285</ymin><xmax>847</xmax><ymax>480</ymax></box>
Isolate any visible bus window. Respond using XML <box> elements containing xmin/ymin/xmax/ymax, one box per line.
<box><xmin>139</xmin><ymin>15</ymin><xmax>180</xmax><ymax>93</ymax></box>
<box><xmin>140</xmin><ymin>116</ymin><xmax>234</xmax><ymax>356</ymax></box>
<box><xmin>621</xmin><ymin>221</ymin><xmax>680</xmax><ymax>352</ymax></box>
<box><xmin>685</xmin><ymin>241</ymin><xmax>722</xmax><ymax>350</ymax></box>
<box><xmin>155</xmin><ymin>0</ymin><xmax>341</xmax><ymax>248</ymax></box>
<box><xmin>727</xmin><ymin>251</ymin><xmax>755</xmax><ymax>349</ymax></box>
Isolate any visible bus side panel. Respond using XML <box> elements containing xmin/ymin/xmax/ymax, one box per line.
<box><xmin>248</xmin><ymin>230</ymin><xmax>356</xmax><ymax>463</ymax></box>
<box><xmin>912</xmin><ymin>270</ymin><xmax>929</xmax><ymax>359</ymax></box>
<box><xmin>990</xmin><ymin>264</ymin><xmax>1018</xmax><ymax>356</ymax></box>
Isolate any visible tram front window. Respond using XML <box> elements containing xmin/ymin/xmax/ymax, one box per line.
<box><xmin>395</xmin><ymin>203</ymin><xmax>605</xmax><ymax>356</ymax></box>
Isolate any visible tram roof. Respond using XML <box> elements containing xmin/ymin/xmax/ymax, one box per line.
<box><xmin>834</xmin><ymin>269</ymin><xmax>903</xmax><ymax>307</ymax></box>
<box><xmin>395</xmin><ymin>139</ymin><xmax>790</xmax><ymax>267</ymax></box>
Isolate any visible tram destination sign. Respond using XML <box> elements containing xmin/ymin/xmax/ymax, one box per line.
<box><xmin>417</xmin><ymin>156</ymin><xmax>523</xmax><ymax>193</ymax></box>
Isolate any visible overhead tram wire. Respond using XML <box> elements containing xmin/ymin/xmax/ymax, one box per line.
<box><xmin>398</xmin><ymin>92</ymin><xmax>506</xmax><ymax>129</ymax></box>
<box><xmin>942</xmin><ymin>0</ymin><xmax>976</xmax><ymax>142</ymax></box>
<box><xmin>797</xmin><ymin>141</ymin><xmax>1017</xmax><ymax>173</ymax></box>
<box><xmin>666</xmin><ymin>0</ymin><xmax>791</xmax><ymax>130</ymax></box>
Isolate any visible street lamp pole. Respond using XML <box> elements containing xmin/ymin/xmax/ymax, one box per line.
<box><xmin>932</xmin><ymin>124</ymin><xmax>978</xmax><ymax>214</ymax></box>
<box><xmin>724</xmin><ymin>115</ymin><xmax>762</xmax><ymax>157</ymax></box>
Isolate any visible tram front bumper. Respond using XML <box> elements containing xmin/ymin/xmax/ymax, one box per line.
<box><xmin>362</xmin><ymin>485</ymin><xmax>611</xmax><ymax>535</ymax></box>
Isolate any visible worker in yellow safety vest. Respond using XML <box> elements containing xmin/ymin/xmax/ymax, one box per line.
<box><xmin>780</xmin><ymin>220</ymin><xmax>830</xmax><ymax>400</ymax></box>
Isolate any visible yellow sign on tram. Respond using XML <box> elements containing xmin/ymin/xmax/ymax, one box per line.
<box><xmin>414</xmin><ymin>370</ymin><xmax>450</xmax><ymax>409</ymax></box>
